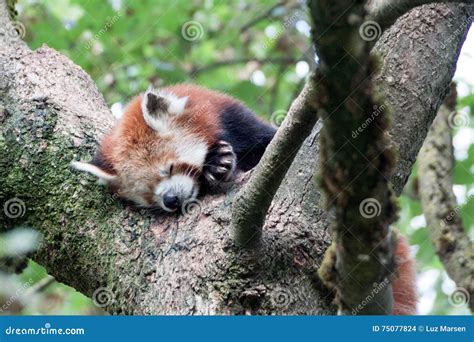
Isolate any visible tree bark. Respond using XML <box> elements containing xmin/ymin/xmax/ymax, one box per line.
<box><xmin>310</xmin><ymin>0</ymin><xmax>399</xmax><ymax>315</ymax></box>
<box><xmin>418</xmin><ymin>98</ymin><xmax>474</xmax><ymax>312</ymax></box>
<box><xmin>0</xmin><ymin>1</ymin><xmax>472</xmax><ymax>314</ymax></box>
<box><xmin>231</xmin><ymin>76</ymin><xmax>319</xmax><ymax>248</ymax></box>
<box><xmin>368</xmin><ymin>0</ymin><xmax>474</xmax><ymax>29</ymax></box>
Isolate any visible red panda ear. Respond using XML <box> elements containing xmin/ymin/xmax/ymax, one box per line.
<box><xmin>71</xmin><ymin>161</ymin><xmax>117</xmax><ymax>184</ymax></box>
<box><xmin>141</xmin><ymin>87</ymin><xmax>188</xmax><ymax>132</ymax></box>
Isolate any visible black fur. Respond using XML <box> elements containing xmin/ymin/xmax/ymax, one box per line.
<box><xmin>218</xmin><ymin>103</ymin><xmax>276</xmax><ymax>171</ymax></box>
<box><xmin>146</xmin><ymin>93</ymin><xmax>168</xmax><ymax>115</ymax></box>
<box><xmin>91</xmin><ymin>149</ymin><xmax>115</xmax><ymax>174</ymax></box>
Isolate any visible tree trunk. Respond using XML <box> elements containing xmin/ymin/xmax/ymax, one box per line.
<box><xmin>0</xmin><ymin>2</ymin><xmax>472</xmax><ymax>314</ymax></box>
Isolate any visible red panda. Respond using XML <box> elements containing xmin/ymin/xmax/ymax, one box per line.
<box><xmin>72</xmin><ymin>84</ymin><xmax>276</xmax><ymax>211</ymax></box>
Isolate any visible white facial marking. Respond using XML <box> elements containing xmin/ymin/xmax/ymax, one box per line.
<box><xmin>174</xmin><ymin>133</ymin><xmax>208</xmax><ymax>167</ymax></box>
<box><xmin>154</xmin><ymin>175</ymin><xmax>198</xmax><ymax>211</ymax></box>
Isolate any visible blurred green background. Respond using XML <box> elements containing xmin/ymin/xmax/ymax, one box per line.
<box><xmin>0</xmin><ymin>0</ymin><xmax>472</xmax><ymax>315</ymax></box>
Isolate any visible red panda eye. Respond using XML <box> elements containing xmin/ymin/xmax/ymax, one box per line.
<box><xmin>159</xmin><ymin>164</ymin><xmax>174</xmax><ymax>177</ymax></box>
<box><xmin>159</xmin><ymin>166</ymin><xmax>169</xmax><ymax>177</ymax></box>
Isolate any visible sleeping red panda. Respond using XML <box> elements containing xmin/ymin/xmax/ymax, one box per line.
<box><xmin>72</xmin><ymin>84</ymin><xmax>276</xmax><ymax>211</ymax></box>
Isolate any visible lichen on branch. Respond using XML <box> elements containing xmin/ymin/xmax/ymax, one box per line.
<box><xmin>418</xmin><ymin>85</ymin><xmax>474</xmax><ymax>313</ymax></box>
<box><xmin>310</xmin><ymin>0</ymin><xmax>398</xmax><ymax>315</ymax></box>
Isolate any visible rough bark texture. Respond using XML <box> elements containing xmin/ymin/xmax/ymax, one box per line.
<box><xmin>418</xmin><ymin>103</ymin><xmax>474</xmax><ymax>312</ymax></box>
<box><xmin>231</xmin><ymin>76</ymin><xmax>319</xmax><ymax>248</ymax></box>
<box><xmin>0</xmin><ymin>1</ymin><xmax>472</xmax><ymax>314</ymax></box>
<box><xmin>374</xmin><ymin>3</ymin><xmax>473</xmax><ymax>194</ymax></box>
<box><xmin>368</xmin><ymin>0</ymin><xmax>474</xmax><ymax>29</ymax></box>
<box><xmin>310</xmin><ymin>0</ymin><xmax>398</xmax><ymax>315</ymax></box>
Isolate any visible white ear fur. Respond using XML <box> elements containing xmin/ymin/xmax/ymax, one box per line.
<box><xmin>167</xmin><ymin>94</ymin><xmax>188</xmax><ymax>115</ymax></box>
<box><xmin>141</xmin><ymin>87</ymin><xmax>188</xmax><ymax>133</ymax></box>
<box><xmin>71</xmin><ymin>161</ymin><xmax>117</xmax><ymax>183</ymax></box>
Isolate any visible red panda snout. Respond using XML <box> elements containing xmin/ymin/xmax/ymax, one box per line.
<box><xmin>154</xmin><ymin>173</ymin><xmax>199</xmax><ymax>212</ymax></box>
<box><xmin>110</xmin><ymin>159</ymin><xmax>202</xmax><ymax>211</ymax></box>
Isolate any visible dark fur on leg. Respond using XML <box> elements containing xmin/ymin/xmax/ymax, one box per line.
<box><xmin>219</xmin><ymin>103</ymin><xmax>276</xmax><ymax>171</ymax></box>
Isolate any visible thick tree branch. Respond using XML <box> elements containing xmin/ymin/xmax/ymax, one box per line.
<box><xmin>418</xmin><ymin>90</ymin><xmax>474</xmax><ymax>313</ymax></box>
<box><xmin>310</xmin><ymin>0</ymin><xmax>398</xmax><ymax>315</ymax></box>
<box><xmin>231</xmin><ymin>77</ymin><xmax>319</xmax><ymax>247</ymax></box>
<box><xmin>367</xmin><ymin>0</ymin><xmax>474</xmax><ymax>29</ymax></box>
<box><xmin>375</xmin><ymin>3</ymin><xmax>473</xmax><ymax>194</ymax></box>
<box><xmin>0</xmin><ymin>0</ymin><xmax>472</xmax><ymax>314</ymax></box>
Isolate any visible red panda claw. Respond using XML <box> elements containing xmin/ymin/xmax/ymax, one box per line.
<box><xmin>205</xmin><ymin>172</ymin><xmax>216</xmax><ymax>183</ymax></box>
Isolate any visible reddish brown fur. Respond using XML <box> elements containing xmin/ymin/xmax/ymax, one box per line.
<box><xmin>392</xmin><ymin>235</ymin><xmax>417</xmax><ymax>315</ymax></box>
<box><xmin>96</xmin><ymin>84</ymin><xmax>241</xmax><ymax>205</ymax></box>
<box><xmin>100</xmin><ymin>84</ymin><xmax>241</xmax><ymax>169</ymax></box>
<box><xmin>102</xmin><ymin>85</ymin><xmax>243</xmax><ymax>163</ymax></box>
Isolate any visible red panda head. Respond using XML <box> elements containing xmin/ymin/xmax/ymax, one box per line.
<box><xmin>72</xmin><ymin>87</ymin><xmax>211</xmax><ymax>212</ymax></box>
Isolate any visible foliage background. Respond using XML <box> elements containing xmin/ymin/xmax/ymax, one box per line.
<box><xmin>0</xmin><ymin>0</ymin><xmax>472</xmax><ymax>315</ymax></box>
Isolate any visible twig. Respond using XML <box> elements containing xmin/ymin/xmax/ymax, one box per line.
<box><xmin>418</xmin><ymin>86</ymin><xmax>473</xmax><ymax>313</ymax></box>
<box><xmin>191</xmin><ymin>57</ymin><xmax>298</xmax><ymax>75</ymax></box>
<box><xmin>240</xmin><ymin>1</ymin><xmax>287</xmax><ymax>33</ymax></box>
<box><xmin>26</xmin><ymin>275</ymin><xmax>56</xmax><ymax>294</ymax></box>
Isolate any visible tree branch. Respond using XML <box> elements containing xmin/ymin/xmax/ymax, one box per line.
<box><xmin>418</xmin><ymin>87</ymin><xmax>474</xmax><ymax>313</ymax></box>
<box><xmin>310</xmin><ymin>0</ymin><xmax>399</xmax><ymax>315</ymax></box>
<box><xmin>231</xmin><ymin>76</ymin><xmax>319</xmax><ymax>247</ymax></box>
<box><xmin>374</xmin><ymin>3</ymin><xmax>474</xmax><ymax>194</ymax></box>
<box><xmin>367</xmin><ymin>0</ymin><xmax>474</xmax><ymax>29</ymax></box>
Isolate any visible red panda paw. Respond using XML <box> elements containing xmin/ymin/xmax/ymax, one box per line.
<box><xmin>202</xmin><ymin>140</ymin><xmax>236</xmax><ymax>186</ymax></box>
